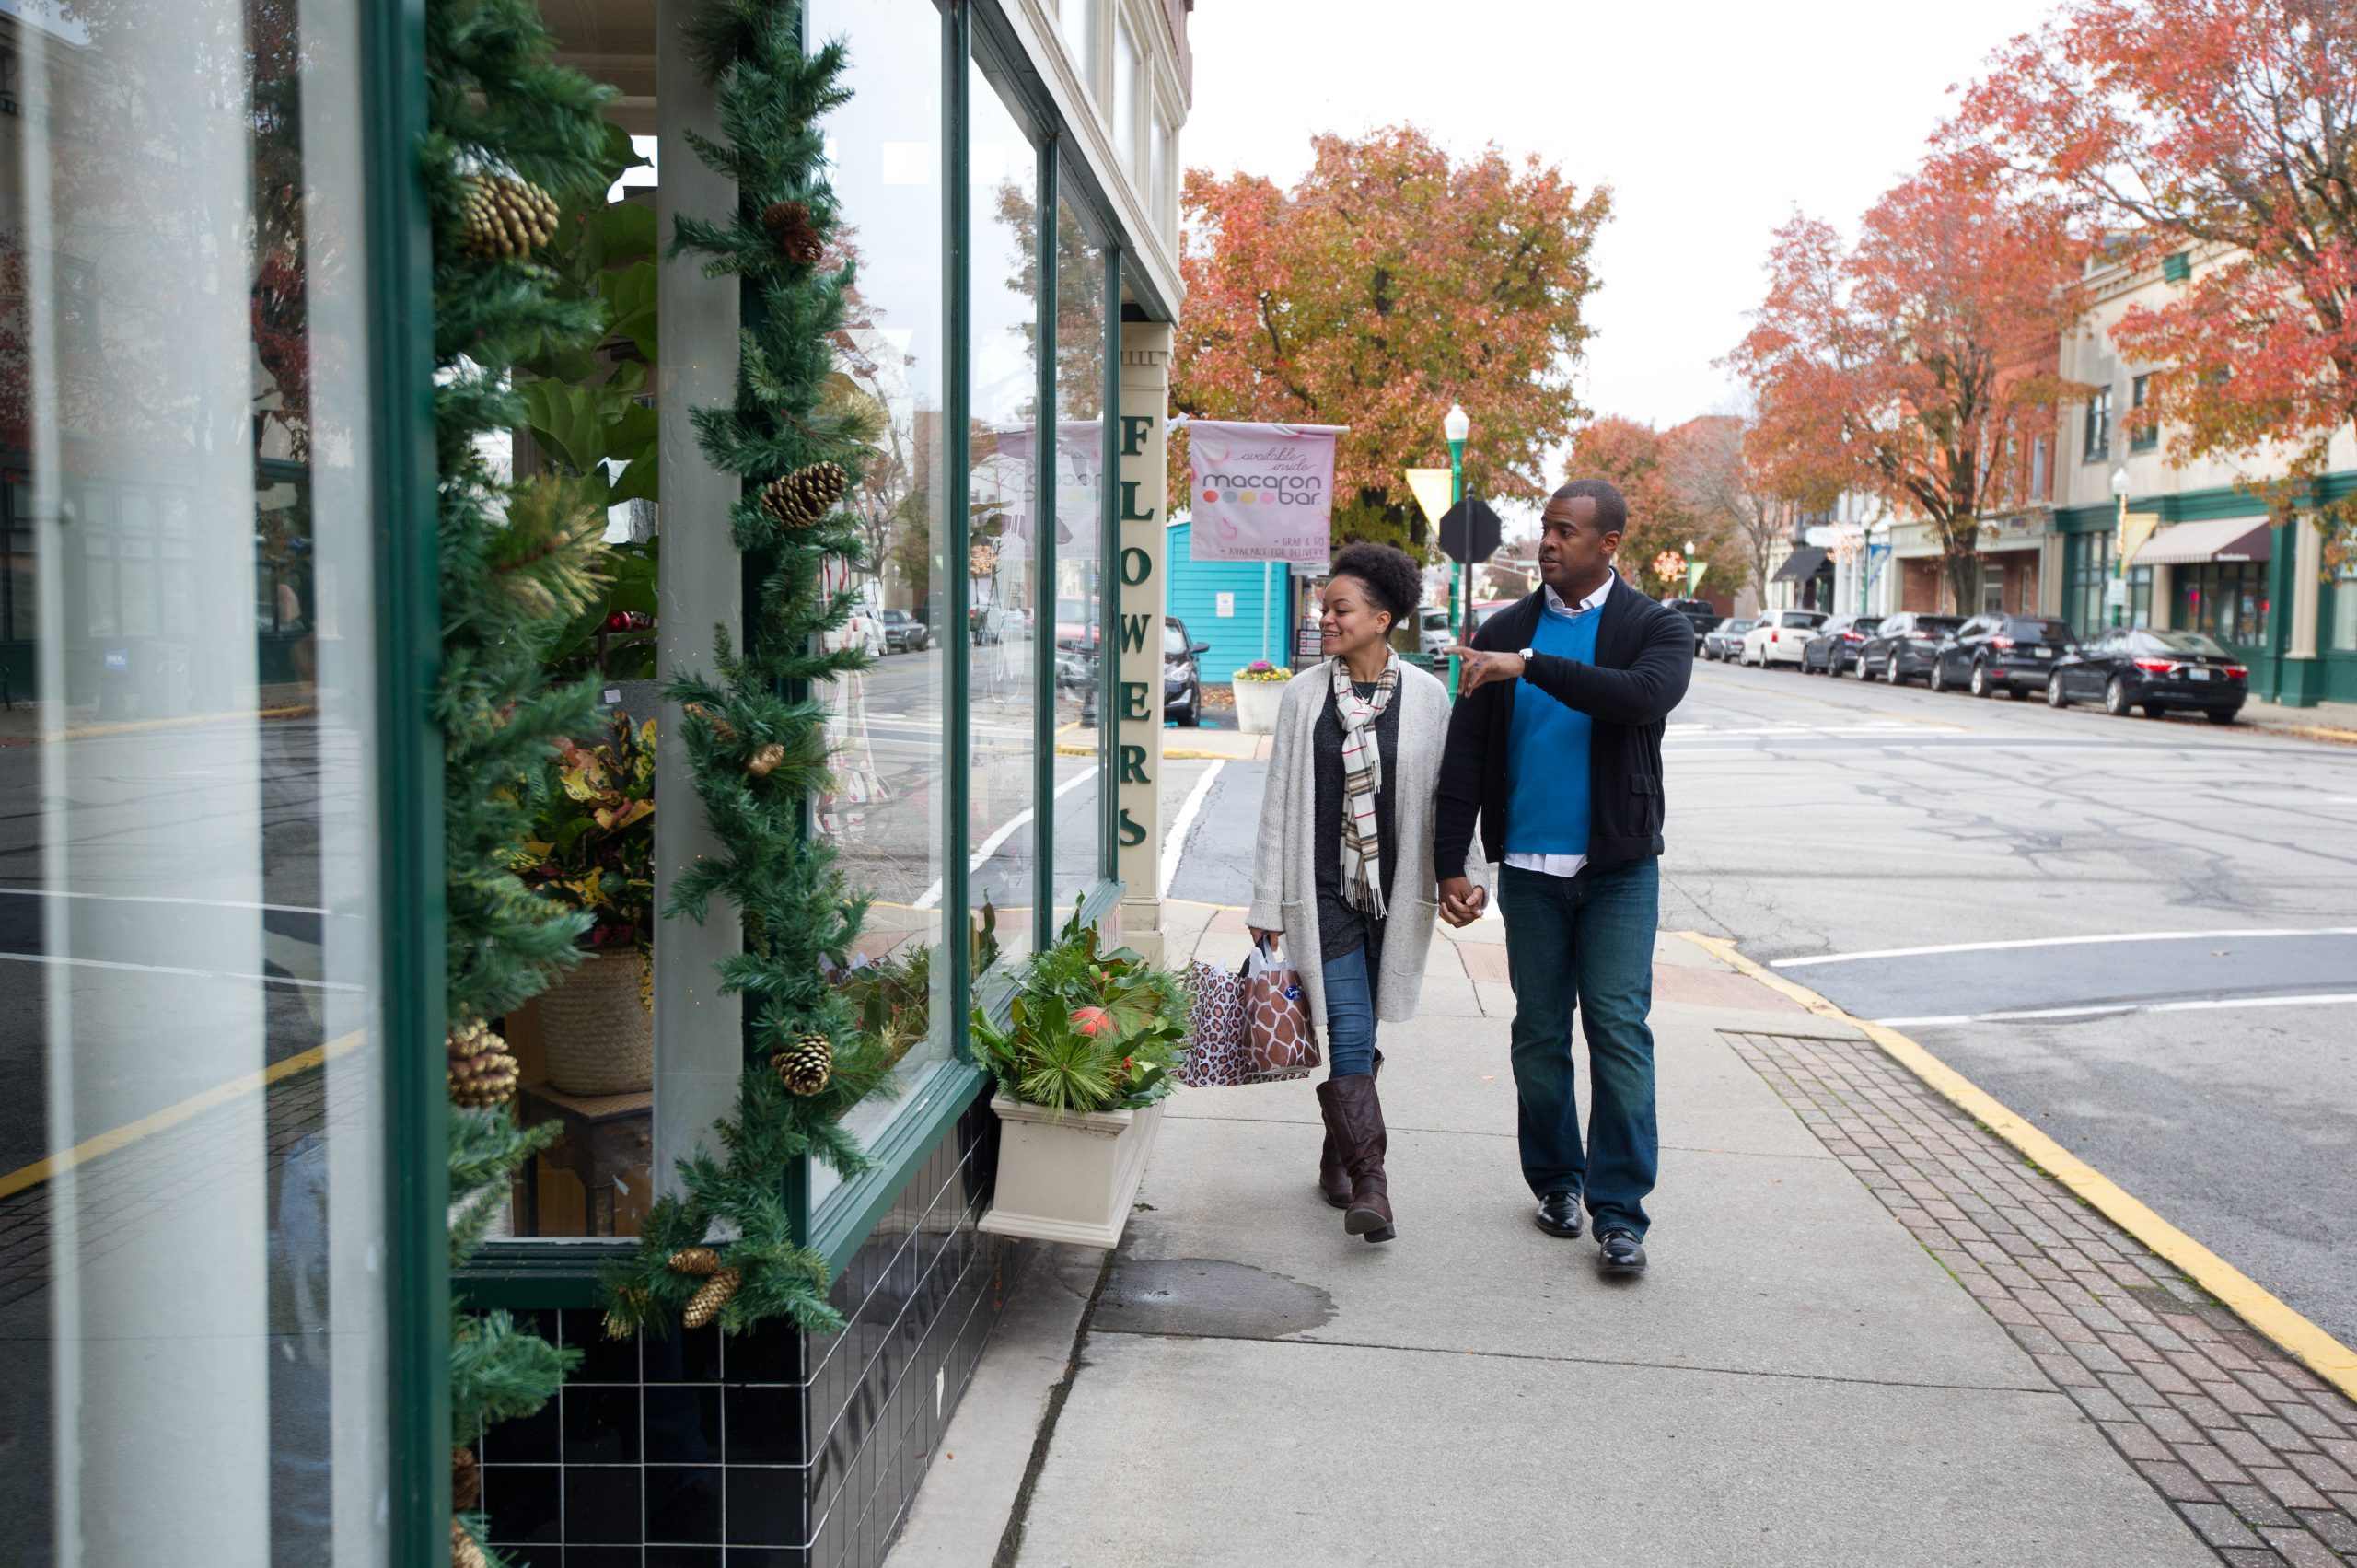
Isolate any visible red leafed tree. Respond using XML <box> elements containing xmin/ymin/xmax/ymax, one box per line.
<box><xmin>1174</xmin><ymin>126</ymin><xmax>1611</xmax><ymax>551</ymax></box>
<box><xmin>1726</xmin><ymin>157</ymin><xmax>2081</xmax><ymax>611</ymax></box>
<box><xmin>1956</xmin><ymin>0</ymin><xmax>2357</xmax><ymax>552</ymax></box>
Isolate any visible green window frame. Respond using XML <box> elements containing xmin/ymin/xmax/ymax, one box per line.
<box><xmin>461</xmin><ymin>0</ymin><xmax>1139</xmax><ymax>1305</ymax></box>
<box><xmin>2130</xmin><ymin>374</ymin><xmax>2158</xmax><ymax>452</ymax></box>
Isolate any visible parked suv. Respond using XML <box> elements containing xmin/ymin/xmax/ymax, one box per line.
<box><xmin>1740</xmin><ymin>609</ymin><xmax>1828</xmax><ymax>668</ymax></box>
<box><xmin>878</xmin><ymin>607</ymin><xmax>931</xmax><ymax>654</ymax></box>
<box><xmin>1859</xmin><ymin>612</ymin><xmax>1966</xmax><ymax>685</ymax></box>
<box><xmin>1662</xmin><ymin>597</ymin><xmax>1720</xmax><ymax>651</ymax></box>
<box><xmin>1800</xmin><ymin>614</ymin><xmax>1883</xmax><ymax>676</ymax></box>
<box><xmin>2048</xmin><ymin>627</ymin><xmax>2247</xmax><ymax>722</ymax></box>
<box><xmin>1929</xmin><ymin>615</ymin><xmax>2080</xmax><ymax>697</ymax></box>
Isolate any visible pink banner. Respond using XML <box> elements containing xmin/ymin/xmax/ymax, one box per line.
<box><xmin>1187</xmin><ymin>420</ymin><xmax>1346</xmax><ymax>567</ymax></box>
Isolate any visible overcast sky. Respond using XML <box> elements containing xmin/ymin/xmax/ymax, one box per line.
<box><xmin>1183</xmin><ymin>0</ymin><xmax>2060</xmax><ymax>434</ymax></box>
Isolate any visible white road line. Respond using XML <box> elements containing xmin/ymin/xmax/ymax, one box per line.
<box><xmin>1772</xmin><ymin>926</ymin><xmax>2357</xmax><ymax>970</ymax></box>
<box><xmin>911</xmin><ymin>768</ymin><xmax>1096</xmax><ymax>910</ymax></box>
<box><xmin>1158</xmin><ymin>760</ymin><xmax>1225</xmax><ymax>900</ymax></box>
<box><xmin>0</xmin><ymin>887</ymin><xmax>328</xmax><ymax>916</ymax></box>
<box><xmin>0</xmin><ymin>950</ymin><xmax>357</xmax><ymax>990</ymax></box>
<box><xmin>1876</xmin><ymin>992</ymin><xmax>2357</xmax><ymax>1028</ymax></box>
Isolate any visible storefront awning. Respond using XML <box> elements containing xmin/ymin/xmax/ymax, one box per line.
<box><xmin>2131</xmin><ymin>517</ymin><xmax>2273</xmax><ymax>566</ymax></box>
<box><xmin>1771</xmin><ymin>545</ymin><xmax>1830</xmax><ymax>583</ymax></box>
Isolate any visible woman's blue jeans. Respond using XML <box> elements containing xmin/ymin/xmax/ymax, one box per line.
<box><xmin>1319</xmin><ymin>945</ymin><xmax>1377</xmax><ymax>1078</ymax></box>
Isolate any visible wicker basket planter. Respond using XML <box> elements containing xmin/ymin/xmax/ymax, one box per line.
<box><xmin>979</xmin><ymin>1094</ymin><xmax>1165</xmax><ymax>1248</ymax></box>
<box><xmin>540</xmin><ymin>949</ymin><xmax>653</xmax><ymax>1096</ymax></box>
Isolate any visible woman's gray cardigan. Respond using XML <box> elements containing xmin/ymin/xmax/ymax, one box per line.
<box><xmin>1245</xmin><ymin>659</ymin><xmax>1449</xmax><ymax>1026</ymax></box>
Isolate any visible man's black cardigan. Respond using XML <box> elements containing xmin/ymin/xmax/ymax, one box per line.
<box><xmin>1433</xmin><ymin>575</ymin><xmax>1695</xmax><ymax>880</ymax></box>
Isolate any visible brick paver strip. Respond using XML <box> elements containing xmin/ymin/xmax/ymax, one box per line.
<box><xmin>1727</xmin><ymin>1030</ymin><xmax>2357</xmax><ymax>1568</ymax></box>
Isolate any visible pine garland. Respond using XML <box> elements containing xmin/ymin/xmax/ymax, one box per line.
<box><xmin>426</xmin><ymin>1</ymin><xmax>623</xmax><ymax>1557</ymax></box>
<box><xmin>598</xmin><ymin>0</ymin><xmax>894</xmax><ymax>1341</ymax></box>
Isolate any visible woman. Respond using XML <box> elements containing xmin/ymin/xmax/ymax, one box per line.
<box><xmin>1246</xmin><ymin>542</ymin><xmax>1449</xmax><ymax>1243</ymax></box>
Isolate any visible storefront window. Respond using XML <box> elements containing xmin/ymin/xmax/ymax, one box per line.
<box><xmin>2332</xmin><ymin>566</ymin><xmax>2357</xmax><ymax>654</ymax></box>
<box><xmin>4</xmin><ymin>0</ymin><xmax>390</xmax><ymax>1557</ymax></box>
<box><xmin>2175</xmin><ymin>560</ymin><xmax>2270</xmax><ymax>646</ymax></box>
<box><xmin>1052</xmin><ymin>199</ymin><xmax>1109</xmax><ymax>912</ymax></box>
<box><xmin>810</xmin><ymin>0</ymin><xmax>953</xmax><ymax>1201</ymax></box>
<box><xmin>970</xmin><ymin>64</ymin><xmax>1040</xmax><ymax>969</ymax></box>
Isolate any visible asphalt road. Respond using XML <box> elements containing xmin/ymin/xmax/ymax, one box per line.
<box><xmin>1162</xmin><ymin>654</ymin><xmax>2357</xmax><ymax>1348</ymax></box>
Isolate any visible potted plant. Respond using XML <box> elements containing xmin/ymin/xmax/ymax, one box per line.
<box><xmin>973</xmin><ymin>912</ymin><xmax>1190</xmax><ymax>1247</ymax></box>
<box><xmin>1231</xmin><ymin>659</ymin><xmax>1291</xmax><ymax>734</ymax></box>
<box><xmin>520</xmin><ymin>712</ymin><xmax>657</xmax><ymax>1096</ymax></box>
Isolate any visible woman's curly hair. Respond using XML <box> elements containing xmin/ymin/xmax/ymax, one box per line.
<box><xmin>1328</xmin><ymin>542</ymin><xmax>1423</xmax><ymax>632</ymax></box>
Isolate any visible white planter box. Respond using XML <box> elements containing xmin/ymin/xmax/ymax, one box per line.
<box><xmin>980</xmin><ymin>1094</ymin><xmax>1166</xmax><ymax>1248</ymax></box>
<box><xmin>1231</xmin><ymin>678</ymin><xmax>1286</xmax><ymax>734</ymax></box>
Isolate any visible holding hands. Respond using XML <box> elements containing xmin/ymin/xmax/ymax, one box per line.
<box><xmin>1437</xmin><ymin>876</ymin><xmax>1487</xmax><ymax>928</ymax></box>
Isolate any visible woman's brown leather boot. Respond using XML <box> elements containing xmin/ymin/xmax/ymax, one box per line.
<box><xmin>1316</xmin><ymin>1074</ymin><xmax>1396</xmax><ymax>1242</ymax></box>
<box><xmin>1314</xmin><ymin>1051</ymin><xmax>1380</xmax><ymax>1209</ymax></box>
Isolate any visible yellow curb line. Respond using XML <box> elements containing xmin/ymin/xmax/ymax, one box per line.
<box><xmin>1676</xmin><ymin>929</ymin><xmax>2357</xmax><ymax>1404</ymax></box>
<box><xmin>2286</xmin><ymin>726</ymin><xmax>2357</xmax><ymax>746</ymax></box>
<box><xmin>0</xmin><ymin>1028</ymin><xmax>361</xmax><ymax>1202</ymax></box>
<box><xmin>1053</xmin><ymin>744</ymin><xmax>1248</xmax><ymax>761</ymax></box>
<box><xmin>0</xmin><ymin>703</ymin><xmax>316</xmax><ymax>748</ymax></box>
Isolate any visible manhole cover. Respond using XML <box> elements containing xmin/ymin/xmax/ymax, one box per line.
<box><xmin>1095</xmin><ymin>1257</ymin><xmax>1335</xmax><ymax>1340</ymax></box>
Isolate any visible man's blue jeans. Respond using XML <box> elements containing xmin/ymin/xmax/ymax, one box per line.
<box><xmin>1497</xmin><ymin>858</ymin><xmax>1660</xmax><ymax>1238</ymax></box>
<box><xmin>1319</xmin><ymin>945</ymin><xmax>1377</xmax><ymax>1078</ymax></box>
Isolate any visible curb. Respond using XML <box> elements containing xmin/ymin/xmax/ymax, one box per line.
<box><xmin>1676</xmin><ymin>928</ymin><xmax>2357</xmax><ymax>1405</ymax></box>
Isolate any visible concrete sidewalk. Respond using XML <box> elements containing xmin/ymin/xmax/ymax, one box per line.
<box><xmin>888</xmin><ymin>912</ymin><xmax>2226</xmax><ymax>1566</ymax></box>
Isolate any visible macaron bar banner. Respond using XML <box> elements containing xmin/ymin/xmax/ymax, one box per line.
<box><xmin>1186</xmin><ymin>419</ymin><xmax>1349</xmax><ymax>567</ymax></box>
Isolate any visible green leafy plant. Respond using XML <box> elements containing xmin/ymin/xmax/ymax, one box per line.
<box><xmin>517</xmin><ymin>711</ymin><xmax>657</xmax><ymax>956</ymax></box>
<box><xmin>971</xmin><ymin>907</ymin><xmax>1190</xmax><ymax>1114</ymax></box>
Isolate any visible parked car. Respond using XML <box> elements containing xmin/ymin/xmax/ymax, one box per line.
<box><xmin>1740</xmin><ymin>609</ymin><xmax>1829</xmax><ymax>668</ymax></box>
<box><xmin>1800</xmin><ymin>614</ymin><xmax>1883</xmax><ymax>675</ymax></box>
<box><xmin>878</xmin><ymin>607</ymin><xmax>931</xmax><ymax>654</ymax></box>
<box><xmin>1859</xmin><ymin>612</ymin><xmax>1967</xmax><ymax>685</ymax></box>
<box><xmin>1702</xmin><ymin>616</ymin><xmax>1756</xmax><ymax>661</ymax></box>
<box><xmin>1662</xmin><ymin>597</ymin><xmax>1720</xmax><ymax>651</ymax></box>
<box><xmin>832</xmin><ymin>608</ymin><xmax>885</xmax><ymax>659</ymax></box>
<box><xmin>1415</xmin><ymin>605</ymin><xmax>1455</xmax><ymax>657</ymax></box>
<box><xmin>1928</xmin><ymin>614</ymin><xmax>2080</xmax><ymax>698</ymax></box>
<box><xmin>2047</xmin><ymin>627</ymin><xmax>2247</xmax><ymax>722</ymax></box>
<box><xmin>1164</xmin><ymin>616</ymin><xmax>1212</xmax><ymax>726</ymax></box>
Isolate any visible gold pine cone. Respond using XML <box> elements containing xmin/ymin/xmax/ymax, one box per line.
<box><xmin>451</xmin><ymin>1518</ymin><xmax>489</xmax><ymax>1568</ymax></box>
<box><xmin>668</xmin><ymin>1246</ymin><xmax>722</xmax><ymax>1277</ymax></box>
<box><xmin>457</xmin><ymin>174</ymin><xmax>559</xmax><ymax>260</ymax></box>
<box><xmin>774</xmin><ymin>1030</ymin><xmax>834</xmax><ymax>1098</ymax></box>
<box><xmin>446</xmin><ymin>1018</ymin><xmax>518</xmax><ymax>1109</ymax></box>
<box><xmin>452</xmin><ymin>1446</ymin><xmax>481</xmax><ymax>1511</ymax></box>
<box><xmin>746</xmin><ymin>742</ymin><xmax>785</xmax><ymax>779</ymax></box>
<box><xmin>681</xmin><ymin>1266</ymin><xmax>741</xmax><ymax>1330</ymax></box>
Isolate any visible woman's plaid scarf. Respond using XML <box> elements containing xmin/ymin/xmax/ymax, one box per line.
<box><xmin>1331</xmin><ymin>653</ymin><xmax>1399</xmax><ymax>919</ymax></box>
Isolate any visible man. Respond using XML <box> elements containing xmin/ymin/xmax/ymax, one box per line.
<box><xmin>1435</xmin><ymin>478</ymin><xmax>1694</xmax><ymax>1275</ymax></box>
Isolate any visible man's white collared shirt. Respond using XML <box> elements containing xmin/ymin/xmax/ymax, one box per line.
<box><xmin>1502</xmin><ymin>573</ymin><xmax>1613</xmax><ymax>881</ymax></box>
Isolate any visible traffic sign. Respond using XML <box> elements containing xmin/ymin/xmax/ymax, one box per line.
<box><xmin>1437</xmin><ymin>497</ymin><xmax>1502</xmax><ymax>565</ymax></box>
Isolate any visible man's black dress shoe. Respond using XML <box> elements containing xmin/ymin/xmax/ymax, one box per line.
<box><xmin>1534</xmin><ymin>1191</ymin><xmax>1584</xmax><ymax>1238</ymax></box>
<box><xmin>1596</xmin><ymin>1227</ymin><xmax>1647</xmax><ymax>1275</ymax></box>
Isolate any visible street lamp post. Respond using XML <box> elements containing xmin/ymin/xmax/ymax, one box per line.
<box><xmin>2109</xmin><ymin>465</ymin><xmax>2131</xmax><ymax>628</ymax></box>
<box><xmin>1444</xmin><ymin>401</ymin><xmax>1469</xmax><ymax>698</ymax></box>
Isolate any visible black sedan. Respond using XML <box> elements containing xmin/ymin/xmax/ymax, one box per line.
<box><xmin>1859</xmin><ymin>612</ymin><xmax>1966</xmax><ymax>686</ymax></box>
<box><xmin>1927</xmin><ymin>614</ymin><xmax>2079</xmax><ymax>698</ymax></box>
<box><xmin>2046</xmin><ymin>627</ymin><xmax>2247</xmax><ymax>722</ymax></box>
<box><xmin>1701</xmin><ymin>617</ymin><xmax>1756</xmax><ymax>661</ymax></box>
<box><xmin>1164</xmin><ymin>616</ymin><xmax>1211</xmax><ymax>726</ymax></box>
<box><xmin>1800</xmin><ymin>614</ymin><xmax>1882</xmax><ymax>675</ymax></box>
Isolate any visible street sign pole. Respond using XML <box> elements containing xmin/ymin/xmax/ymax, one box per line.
<box><xmin>1447</xmin><ymin>436</ymin><xmax>1465</xmax><ymax>698</ymax></box>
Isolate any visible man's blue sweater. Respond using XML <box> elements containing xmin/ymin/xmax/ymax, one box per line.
<box><xmin>1504</xmin><ymin>605</ymin><xmax>1599</xmax><ymax>857</ymax></box>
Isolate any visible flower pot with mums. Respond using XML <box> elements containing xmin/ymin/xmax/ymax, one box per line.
<box><xmin>973</xmin><ymin>911</ymin><xmax>1191</xmax><ymax>1246</ymax></box>
<box><xmin>520</xmin><ymin>713</ymin><xmax>657</xmax><ymax>1095</ymax></box>
<box><xmin>1231</xmin><ymin>660</ymin><xmax>1291</xmax><ymax>733</ymax></box>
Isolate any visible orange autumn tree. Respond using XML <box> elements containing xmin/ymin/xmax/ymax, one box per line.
<box><xmin>1570</xmin><ymin>415</ymin><xmax>1750</xmax><ymax>599</ymax></box>
<box><xmin>1956</xmin><ymin>0</ymin><xmax>2357</xmax><ymax>553</ymax></box>
<box><xmin>1727</xmin><ymin>157</ymin><xmax>2081</xmax><ymax>611</ymax></box>
<box><xmin>1175</xmin><ymin>126</ymin><xmax>1611</xmax><ymax>551</ymax></box>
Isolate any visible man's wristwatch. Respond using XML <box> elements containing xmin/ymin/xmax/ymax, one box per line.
<box><xmin>1516</xmin><ymin>648</ymin><xmax>1536</xmax><ymax>670</ymax></box>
